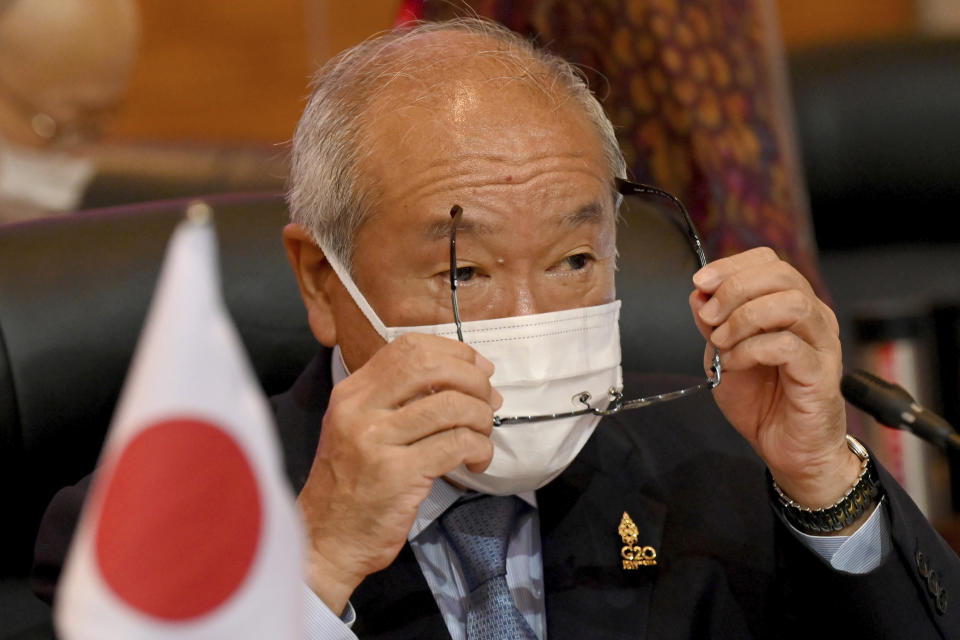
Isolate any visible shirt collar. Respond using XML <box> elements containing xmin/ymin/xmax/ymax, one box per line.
<box><xmin>331</xmin><ymin>344</ymin><xmax>349</xmax><ymax>385</ymax></box>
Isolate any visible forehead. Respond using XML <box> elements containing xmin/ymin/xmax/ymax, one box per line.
<box><xmin>360</xmin><ymin>75</ymin><xmax>609</xmax><ymax>208</ymax></box>
<box><xmin>340</xmin><ymin>30</ymin><xmax>616</xmax><ymax>257</ymax></box>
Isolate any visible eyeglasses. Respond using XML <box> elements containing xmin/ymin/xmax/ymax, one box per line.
<box><xmin>448</xmin><ymin>178</ymin><xmax>721</xmax><ymax>426</ymax></box>
<box><xmin>0</xmin><ymin>72</ymin><xmax>111</xmax><ymax>145</ymax></box>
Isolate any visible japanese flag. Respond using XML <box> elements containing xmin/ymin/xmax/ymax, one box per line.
<box><xmin>55</xmin><ymin>205</ymin><xmax>304</xmax><ymax>639</ymax></box>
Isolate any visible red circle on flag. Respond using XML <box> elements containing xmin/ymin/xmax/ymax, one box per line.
<box><xmin>95</xmin><ymin>418</ymin><xmax>262</xmax><ymax>621</ymax></box>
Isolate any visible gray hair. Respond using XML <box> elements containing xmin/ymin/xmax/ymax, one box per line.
<box><xmin>287</xmin><ymin>18</ymin><xmax>626</xmax><ymax>270</ymax></box>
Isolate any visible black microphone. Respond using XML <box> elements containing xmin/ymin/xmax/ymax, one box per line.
<box><xmin>841</xmin><ymin>369</ymin><xmax>960</xmax><ymax>452</ymax></box>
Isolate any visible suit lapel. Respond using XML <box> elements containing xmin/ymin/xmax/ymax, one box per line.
<box><xmin>538</xmin><ymin>415</ymin><xmax>666</xmax><ymax>640</ymax></box>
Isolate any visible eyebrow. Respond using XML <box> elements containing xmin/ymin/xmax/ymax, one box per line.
<box><xmin>423</xmin><ymin>217</ymin><xmax>499</xmax><ymax>240</ymax></box>
<box><xmin>421</xmin><ymin>199</ymin><xmax>606</xmax><ymax>240</ymax></box>
<box><xmin>563</xmin><ymin>200</ymin><xmax>605</xmax><ymax>226</ymax></box>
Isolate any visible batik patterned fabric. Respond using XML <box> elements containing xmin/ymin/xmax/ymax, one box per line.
<box><xmin>419</xmin><ymin>0</ymin><xmax>824</xmax><ymax>293</ymax></box>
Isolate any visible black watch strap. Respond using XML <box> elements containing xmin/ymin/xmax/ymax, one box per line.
<box><xmin>769</xmin><ymin>435</ymin><xmax>884</xmax><ymax>535</ymax></box>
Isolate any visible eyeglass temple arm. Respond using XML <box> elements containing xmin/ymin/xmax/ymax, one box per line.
<box><xmin>449</xmin><ymin>205</ymin><xmax>465</xmax><ymax>342</ymax></box>
<box><xmin>614</xmin><ymin>178</ymin><xmax>721</xmax><ymax>387</ymax></box>
<box><xmin>614</xmin><ymin>178</ymin><xmax>709</xmax><ymax>267</ymax></box>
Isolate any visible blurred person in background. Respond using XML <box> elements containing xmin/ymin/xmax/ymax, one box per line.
<box><xmin>0</xmin><ymin>0</ymin><xmax>139</xmax><ymax>224</ymax></box>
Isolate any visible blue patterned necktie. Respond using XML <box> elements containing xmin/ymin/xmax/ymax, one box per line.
<box><xmin>439</xmin><ymin>495</ymin><xmax>538</xmax><ymax>640</ymax></box>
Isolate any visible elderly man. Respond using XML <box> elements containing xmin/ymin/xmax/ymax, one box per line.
<box><xmin>32</xmin><ymin>17</ymin><xmax>959</xmax><ymax>640</ymax></box>
<box><xmin>274</xmin><ymin>18</ymin><xmax>959</xmax><ymax>639</ymax></box>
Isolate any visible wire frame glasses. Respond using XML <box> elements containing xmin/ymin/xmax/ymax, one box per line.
<box><xmin>448</xmin><ymin>178</ymin><xmax>722</xmax><ymax>427</ymax></box>
<box><xmin>0</xmin><ymin>72</ymin><xmax>109</xmax><ymax>144</ymax></box>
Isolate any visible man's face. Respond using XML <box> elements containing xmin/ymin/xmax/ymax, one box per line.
<box><xmin>326</xmin><ymin>78</ymin><xmax>618</xmax><ymax>372</ymax></box>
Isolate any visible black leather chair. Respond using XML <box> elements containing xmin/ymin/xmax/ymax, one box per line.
<box><xmin>788</xmin><ymin>36</ymin><xmax>960</xmax><ymax>250</ymax></box>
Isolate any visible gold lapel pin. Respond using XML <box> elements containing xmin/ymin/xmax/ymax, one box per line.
<box><xmin>619</xmin><ymin>511</ymin><xmax>657</xmax><ymax>569</ymax></box>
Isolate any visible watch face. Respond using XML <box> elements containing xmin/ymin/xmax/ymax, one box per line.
<box><xmin>845</xmin><ymin>434</ymin><xmax>870</xmax><ymax>462</ymax></box>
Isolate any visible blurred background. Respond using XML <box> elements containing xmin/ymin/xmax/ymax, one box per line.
<box><xmin>77</xmin><ymin>0</ymin><xmax>960</xmax><ymax>142</ymax></box>
<box><xmin>2</xmin><ymin>1</ymin><xmax>960</xmax><ymax>629</ymax></box>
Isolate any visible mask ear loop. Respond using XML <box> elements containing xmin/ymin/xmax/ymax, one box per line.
<box><xmin>449</xmin><ymin>205</ymin><xmax>465</xmax><ymax>343</ymax></box>
<box><xmin>317</xmin><ymin>241</ymin><xmax>393</xmax><ymax>341</ymax></box>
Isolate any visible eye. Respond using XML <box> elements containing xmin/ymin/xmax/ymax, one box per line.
<box><xmin>560</xmin><ymin>253</ymin><xmax>592</xmax><ymax>271</ymax></box>
<box><xmin>452</xmin><ymin>265</ymin><xmax>476</xmax><ymax>282</ymax></box>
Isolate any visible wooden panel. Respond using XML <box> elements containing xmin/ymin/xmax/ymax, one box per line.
<box><xmin>107</xmin><ymin>0</ymin><xmax>313</xmax><ymax>143</ymax></box>
<box><xmin>778</xmin><ymin>0</ymin><xmax>916</xmax><ymax>49</ymax></box>
<box><xmin>311</xmin><ymin>0</ymin><xmax>398</xmax><ymax>63</ymax></box>
<box><xmin>103</xmin><ymin>0</ymin><xmax>919</xmax><ymax>144</ymax></box>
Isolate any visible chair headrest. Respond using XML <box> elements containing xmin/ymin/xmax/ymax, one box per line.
<box><xmin>0</xmin><ymin>194</ymin><xmax>317</xmax><ymax>575</ymax></box>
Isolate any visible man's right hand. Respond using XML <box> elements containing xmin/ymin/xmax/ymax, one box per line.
<box><xmin>296</xmin><ymin>333</ymin><xmax>501</xmax><ymax>615</ymax></box>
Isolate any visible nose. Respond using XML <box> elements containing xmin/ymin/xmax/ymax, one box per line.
<box><xmin>498</xmin><ymin>277</ymin><xmax>542</xmax><ymax>318</ymax></box>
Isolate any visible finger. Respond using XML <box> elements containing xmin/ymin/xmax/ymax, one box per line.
<box><xmin>696</xmin><ymin>260</ymin><xmax>816</xmax><ymax>328</ymax></box>
<box><xmin>709</xmin><ymin>290</ymin><xmax>839</xmax><ymax>352</ymax></box>
<box><xmin>719</xmin><ymin>331</ymin><xmax>833</xmax><ymax>387</ymax></box>
<box><xmin>689</xmin><ymin>290</ymin><xmax>724</xmax><ymax>377</ymax></box>
<box><xmin>409</xmin><ymin>426</ymin><xmax>495</xmax><ymax>477</ymax></box>
<box><xmin>387</xmin><ymin>391</ymin><xmax>495</xmax><ymax>444</ymax></box>
<box><xmin>692</xmin><ymin>246</ymin><xmax>781</xmax><ymax>294</ymax></box>
<box><xmin>688</xmin><ymin>289</ymin><xmax>714</xmax><ymax>340</ymax></box>
<box><xmin>350</xmin><ymin>344</ymin><xmax>500</xmax><ymax>409</ymax></box>
<box><xmin>383</xmin><ymin>332</ymin><xmax>495</xmax><ymax>375</ymax></box>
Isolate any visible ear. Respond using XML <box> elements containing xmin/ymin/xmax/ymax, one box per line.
<box><xmin>282</xmin><ymin>223</ymin><xmax>337</xmax><ymax>348</ymax></box>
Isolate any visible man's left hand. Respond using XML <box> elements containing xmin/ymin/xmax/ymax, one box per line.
<box><xmin>688</xmin><ymin>247</ymin><xmax>864</xmax><ymax>528</ymax></box>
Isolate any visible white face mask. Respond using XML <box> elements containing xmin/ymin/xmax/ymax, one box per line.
<box><xmin>323</xmin><ymin>247</ymin><xmax>623</xmax><ymax>495</ymax></box>
<box><xmin>0</xmin><ymin>139</ymin><xmax>95</xmax><ymax>211</ymax></box>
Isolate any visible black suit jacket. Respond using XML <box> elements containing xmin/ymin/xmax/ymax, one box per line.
<box><xmin>35</xmin><ymin>350</ymin><xmax>960</xmax><ymax>638</ymax></box>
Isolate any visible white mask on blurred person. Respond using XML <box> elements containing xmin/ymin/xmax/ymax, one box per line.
<box><xmin>323</xmin><ymin>246</ymin><xmax>623</xmax><ymax>496</ymax></box>
<box><xmin>0</xmin><ymin>139</ymin><xmax>95</xmax><ymax>212</ymax></box>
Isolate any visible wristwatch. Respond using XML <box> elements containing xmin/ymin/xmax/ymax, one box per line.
<box><xmin>769</xmin><ymin>434</ymin><xmax>883</xmax><ymax>535</ymax></box>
